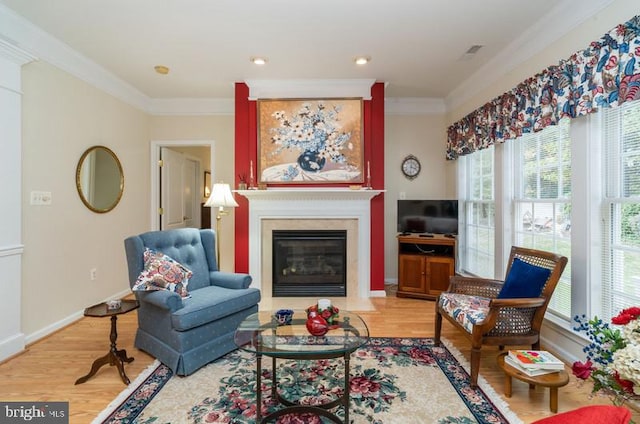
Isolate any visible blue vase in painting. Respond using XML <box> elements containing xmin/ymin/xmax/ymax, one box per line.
<box><xmin>297</xmin><ymin>150</ymin><xmax>326</xmax><ymax>172</ymax></box>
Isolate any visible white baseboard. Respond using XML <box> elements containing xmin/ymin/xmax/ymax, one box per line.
<box><xmin>0</xmin><ymin>332</ymin><xmax>25</xmax><ymax>362</ymax></box>
<box><xmin>25</xmin><ymin>288</ymin><xmax>133</xmax><ymax>345</ymax></box>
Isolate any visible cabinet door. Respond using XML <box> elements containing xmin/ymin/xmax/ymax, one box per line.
<box><xmin>426</xmin><ymin>256</ymin><xmax>455</xmax><ymax>295</ymax></box>
<box><xmin>398</xmin><ymin>254</ymin><xmax>426</xmax><ymax>294</ymax></box>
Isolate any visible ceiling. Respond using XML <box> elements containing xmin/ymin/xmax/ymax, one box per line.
<box><xmin>0</xmin><ymin>0</ymin><xmax>605</xmax><ymax>102</ymax></box>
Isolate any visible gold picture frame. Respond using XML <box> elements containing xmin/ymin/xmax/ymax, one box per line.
<box><xmin>258</xmin><ymin>98</ymin><xmax>363</xmax><ymax>184</ymax></box>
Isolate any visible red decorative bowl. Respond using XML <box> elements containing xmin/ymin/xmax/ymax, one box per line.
<box><xmin>306</xmin><ymin>312</ymin><xmax>329</xmax><ymax>336</ymax></box>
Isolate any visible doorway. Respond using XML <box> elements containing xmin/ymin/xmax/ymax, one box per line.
<box><xmin>150</xmin><ymin>140</ymin><xmax>215</xmax><ymax>231</ymax></box>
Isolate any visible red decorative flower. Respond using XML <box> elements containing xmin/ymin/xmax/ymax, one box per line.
<box><xmin>612</xmin><ymin>307</ymin><xmax>640</xmax><ymax>325</ymax></box>
<box><xmin>572</xmin><ymin>360</ymin><xmax>595</xmax><ymax>380</ymax></box>
<box><xmin>614</xmin><ymin>371</ymin><xmax>635</xmax><ymax>394</ymax></box>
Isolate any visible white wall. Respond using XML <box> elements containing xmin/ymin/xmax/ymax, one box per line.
<box><xmin>384</xmin><ymin>114</ymin><xmax>453</xmax><ymax>280</ymax></box>
<box><xmin>0</xmin><ymin>42</ymin><xmax>35</xmax><ymax>361</ymax></box>
<box><xmin>21</xmin><ymin>61</ymin><xmax>150</xmax><ymax>338</ymax></box>
<box><xmin>149</xmin><ymin>116</ymin><xmax>237</xmax><ymax>271</ymax></box>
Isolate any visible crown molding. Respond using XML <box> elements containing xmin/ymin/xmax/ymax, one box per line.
<box><xmin>147</xmin><ymin>98</ymin><xmax>235</xmax><ymax>115</ymax></box>
<box><xmin>245</xmin><ymin>79</ymin><xmax>376</xmax><ymax>100</ymax></box>
<box><xmin>147</xmin><ymin>97</ymin><xmax>447</xmax><ymax>116</ymax></box>
<box><xmin>0</xmin><ymin>37</ymin><xmax>36</xmax><ymax>65</ymax></box>
<box><xmin>385</xmin><ymin>97</ymin><xmax>446</xmax><ymax>115</ymax></box>
<box><xmin>0</xmin><ymin>1</ymin><xmax>616</xmax><ymax>118</ymax></box>
<box><xmin>444</xmin><ymin>0</ymin><xmax>615</xmax><ymax>114</ymax></box>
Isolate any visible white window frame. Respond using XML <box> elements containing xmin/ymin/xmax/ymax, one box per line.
<box><xmin>459</xmin><ymin>146</ymin><xmax>496</xmax><ymax>278</ymax></box>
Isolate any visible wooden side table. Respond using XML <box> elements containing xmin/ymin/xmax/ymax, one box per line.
<box><xmin>75</xmin><ymin>299</ymin><xmax>139</xmax><ymax>385</ymax></box>
<box><xmin>497</xmin><ymin>352</ymin><xmax>569</xmax><ymax>413</ymax></box>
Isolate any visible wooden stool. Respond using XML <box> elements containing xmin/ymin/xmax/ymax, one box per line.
<box><xmin>497</xmin><ymin>352</ymin><xmax>569</xmax><ymax>413</ymax></box>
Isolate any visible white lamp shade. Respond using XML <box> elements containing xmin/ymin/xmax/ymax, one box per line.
<box><xmin>204</xmin><ymin>183</ymin><xmax>238</xmax><ymax>208</ymax></box>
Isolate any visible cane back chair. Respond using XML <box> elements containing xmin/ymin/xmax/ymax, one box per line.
<box><xmin>434</xmin><ymin>246</ymin><xmax>568</xmax><ymax>387</ymax></box>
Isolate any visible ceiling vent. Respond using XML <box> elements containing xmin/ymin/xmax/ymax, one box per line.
<box><xmin>459</xmin><ymin>45</ymin><xmax>483</xmax><ymax>61</ymax></box>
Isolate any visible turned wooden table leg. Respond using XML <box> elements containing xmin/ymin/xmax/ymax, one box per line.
<box><xmin>504</xmin><ymin>374</ymin><xmax>512</xmax><ymax>398</ymax></box>
<box><xmin>550</xmin><ymin>387</ymin><xmax>559</xmax><ymax>413</ymax></box>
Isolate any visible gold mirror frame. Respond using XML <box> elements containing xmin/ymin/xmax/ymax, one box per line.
<box><xmin>75</xmin><ymin>145</ymin><xmax>124</xmax><ymax>213</ymax></box>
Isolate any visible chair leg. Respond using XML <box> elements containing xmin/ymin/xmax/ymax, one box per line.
<box><xmin>470</xmin><ymin>347</ymin><xmax>481</xmax><ymax>388</ymax></box>
<box><xmin>532</xmin><ymin>341</ymin><xmax>540</xmax><ymax>350</ymax></box>
<box><xmin>434</xmin><ymin>310</ymin><xmax>442</xmax><ymax>346</ymax></box>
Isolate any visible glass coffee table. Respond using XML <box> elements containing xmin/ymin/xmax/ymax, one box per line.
<box><xmin>234</xmin><ymin>309</ymin><xmax>369</xmax><ymax>424</ymax></box>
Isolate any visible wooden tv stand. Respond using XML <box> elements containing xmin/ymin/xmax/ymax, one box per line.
<box><xmin>396</xmin><ymin>233</ymin><xmax>456</xmax><ymax>300</ymax></box>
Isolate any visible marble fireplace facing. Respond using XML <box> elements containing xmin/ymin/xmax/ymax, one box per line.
<box><xmin>237</xmin><ymin>188</ymin><xmax>384</xmax><ymax>310</ymax></box>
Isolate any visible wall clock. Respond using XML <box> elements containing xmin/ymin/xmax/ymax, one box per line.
<box><xmin>401</xmin><ymin>154</ymin><xmax>421</xmax><ymax>180</ymax></box>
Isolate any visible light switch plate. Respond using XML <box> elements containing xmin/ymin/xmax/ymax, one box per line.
<box><xmin>30</xmin><ymin>191</ymin><xmax>52</xmax><ymax>205</ymax></box>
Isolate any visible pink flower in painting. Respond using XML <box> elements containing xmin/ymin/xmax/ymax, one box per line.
<box><xmin>350</xmin><ymin>376</ymin><xmax>381</xmax><ymax>395</ymax></box>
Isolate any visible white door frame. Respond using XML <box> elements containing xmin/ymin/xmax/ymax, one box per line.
<box><xmin>150</xmin><ymin>140</ymin><xmax>216</xmax><ymax>231</ymax></box>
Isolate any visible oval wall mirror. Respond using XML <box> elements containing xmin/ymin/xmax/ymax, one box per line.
<box><xmin>75</xmin><ymin>145</ymin><xmax>124</xmax><ymax>213</ymax></box>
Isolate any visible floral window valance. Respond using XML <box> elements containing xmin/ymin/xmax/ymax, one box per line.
<box><xmin>447</xmin><ymin>15</ymin><xmax>640</xmax><ymax>160</ymax></box>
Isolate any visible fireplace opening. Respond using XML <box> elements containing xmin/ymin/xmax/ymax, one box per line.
<box><xmin>272</xmin><ymin>230</ymin><xmax>347</xmax><ymax>297</ymax></box>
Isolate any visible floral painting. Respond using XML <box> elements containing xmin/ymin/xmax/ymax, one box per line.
<box><xmin>258</xmin><ymin>98</ymin><xmax>363</xmax><ymax>183</ymax></box>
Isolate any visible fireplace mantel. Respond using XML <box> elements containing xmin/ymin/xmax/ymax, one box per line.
<box><xmin>236</xmin><ymin>188</ymin><xmax>385</xmax><ymax>299</ymax></box>
<box><xmin>236</xmin><ymin>188</ymin><xmax>384</xmax><ymax>201</ymax></box>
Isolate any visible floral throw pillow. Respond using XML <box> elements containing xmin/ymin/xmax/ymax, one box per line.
<box><xmin>132</xmin><ymin>248</ymin><xmax>192</xmax><ymax>298</ymax></box>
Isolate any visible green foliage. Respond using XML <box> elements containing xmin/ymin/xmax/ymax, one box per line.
<box><xmin>622</xmin><ymin>203</ymin><xmax>640</xmax><ymax>246</ymax></box>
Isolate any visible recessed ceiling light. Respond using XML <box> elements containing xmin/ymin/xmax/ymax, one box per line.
<box><xmin>354</xmin><ymin>56</ymin><xmax>371</xmax><ymax>65</ymax></box>
<box><xmin>154</xmin><ymin>65</ymin><xmax>170</xmax><ymax>75</ymax></box>
<box><xmin>251</xmin><ymin>57</ymin><xmax>268</xmax><ymax>65</ymax></box>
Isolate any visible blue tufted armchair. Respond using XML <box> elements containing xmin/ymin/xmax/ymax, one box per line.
<box><xmin>124</xmin><ymin>228</ymin><xmax>261</xmax><ymax>376</ymax></box>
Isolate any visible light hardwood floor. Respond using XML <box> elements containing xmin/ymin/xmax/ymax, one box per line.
<box><xmin>0</xmin><ymin>291</ymin><xmax>633</xmax><ymax>424</ymax></box>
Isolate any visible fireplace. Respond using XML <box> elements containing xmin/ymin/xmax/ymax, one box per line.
<box><xmin>237</xmin><ymin>188</ymin><xmax>384</xmax><ymax>300</ymax></box>
<box><xmin>272</xmin><ymin>230</ymin><xmax>347</xmax><ymax>297</ymax></box>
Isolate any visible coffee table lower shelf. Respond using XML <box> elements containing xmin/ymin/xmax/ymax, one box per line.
<box><xmin>497</xmin><ymin>352</ymin><xmax>569</xmax><ymax>413</ymax></box>
<box><xmin>256</xmin><ymin>351</ymin><xmax>352</xmax><ymax>424</ymax></box>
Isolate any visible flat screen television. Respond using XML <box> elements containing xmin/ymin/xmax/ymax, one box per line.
<box><xmin>397</xmin><ymin>199</ymin><xmax>459</xmax><ymax>234</ymax></box>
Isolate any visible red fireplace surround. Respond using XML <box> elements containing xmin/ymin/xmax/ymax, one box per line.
<box><xmin>233</xmin><ymin>81</ymin><xmax>386</xmax><ymax>292</ymax></box>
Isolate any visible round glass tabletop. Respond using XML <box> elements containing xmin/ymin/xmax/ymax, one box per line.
<box><xmin>234</xmin><ymin>309</ymin><xmax>369</xmax><ymax>358</ymax></box>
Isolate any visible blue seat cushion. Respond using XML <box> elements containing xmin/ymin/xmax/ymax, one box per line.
<box><xmin>171</xmin><ymin>285</ymin><xmax>261</xmax><ymax>331</ymax></box>
<box><xmin>498</xmin><ymin>257</ymin><xmax>551</xmax><ymax>298</ymax></box>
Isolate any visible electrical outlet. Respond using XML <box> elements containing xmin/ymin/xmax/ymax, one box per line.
<box><xmin>399</xmin><ymin>191</ymin><xmax>406</xmax><ymax>200</ymax></box>
<box><xmin>90</xmin><ymin>268</ymin><xmax>97</xmax><ymax>281</ymax></box>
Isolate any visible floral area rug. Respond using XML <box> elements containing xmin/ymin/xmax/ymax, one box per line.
<box><xmin>95</xmin><ymin>338</ymin><xmax>522</xmax><ymax>424</ymax></box>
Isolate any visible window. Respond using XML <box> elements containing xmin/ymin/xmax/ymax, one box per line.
<box><xmin>601</xmin><ymin>101</ymin><xmax>640</xmax><ymax>322</ymax></box>
<box><xmin>462</xmin><ymin>146</ymin><xmax>495</xmax><ymax>277</ymax></box>
<box><xmin>513</xmin><ymin>119</ymin><xmax>572</xmax><ymax>318</ymax></box>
